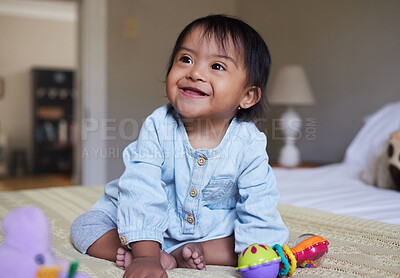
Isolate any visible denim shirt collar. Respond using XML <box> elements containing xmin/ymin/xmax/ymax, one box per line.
<box><xmin>167</xmin><ymin>104</ymin><xmax>238</xmax><ymax>159</ymax></box>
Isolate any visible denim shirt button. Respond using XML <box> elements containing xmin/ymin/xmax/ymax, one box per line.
<box><xmin>189</xmin><ymin>188</ymin><xmax>197</xmax><ymax>197</ymax></box>
<box><xmin>197</xmin><ymin>157</ymin><xmax>206</xmax><ymax>166</ymax></box>
<box><xmin>187</xmin><ymin>215</ymin><xmax>195</xmax><ymax>223</ymax></box>
<box><xmin>120</xmin><ymin>236</ymin><xmax>127</xmax><ymax>245</ymax></box>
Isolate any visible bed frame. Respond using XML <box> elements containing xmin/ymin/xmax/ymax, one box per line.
<box><xmin>1</xmin><ymin>185</ymin><xmax>399</xmax><ymax>277</ymax></box>
<box><xmin>0</xmin><ymin>186</ymin><xmax>400</xmax><ymax>278</ymax></box>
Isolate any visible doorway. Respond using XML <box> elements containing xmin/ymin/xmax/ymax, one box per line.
<box><xmin>0</xmin><ymin>0</ymin><xmax>78</xmax><ymax>190</ymax></box>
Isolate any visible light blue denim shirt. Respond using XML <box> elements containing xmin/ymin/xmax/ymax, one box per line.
<box><xmin>91</xmin><ymin>105</ymin><xmax>288</xmax><ymax>253</ymax></box>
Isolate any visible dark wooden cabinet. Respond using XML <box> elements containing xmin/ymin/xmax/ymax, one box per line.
<box><xmin>32</xmin><ymin>68</ymin><xmax>74</xmax><ymax>174</ymax></box>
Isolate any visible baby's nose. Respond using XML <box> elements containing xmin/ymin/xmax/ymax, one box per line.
<box><xmin>187</xmin><ymin>65</ymin><xmax>207</xmax><ymax>82</ymax></box>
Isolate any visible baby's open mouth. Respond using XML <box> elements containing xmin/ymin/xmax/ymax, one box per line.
<box><xmin>180</xmin><ymin>87</ymin><xmax>209</xmax><ymax>97</ymax></box>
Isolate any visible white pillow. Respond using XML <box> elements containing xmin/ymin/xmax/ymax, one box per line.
<box><xmin>344</xmin><ymin>101</ymin><xmax>400</xmax><ymax>189</ymax></box>
<box><xmin>359</xmin><ymin>139</ymin><xmax>396</xmax><ymax>189</ymax></box>
<box><xmin>344</xmin><ymin>101</ymin><xmax>400</xmax><ymax>168</ymax></box>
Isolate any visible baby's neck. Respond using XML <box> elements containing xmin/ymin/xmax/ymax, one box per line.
<box><xmin>182</xmin><ymin>118</ymin><xmax>231</xmax><ymax>150</ymax></box>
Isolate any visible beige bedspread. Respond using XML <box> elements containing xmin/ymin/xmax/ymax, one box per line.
<box><xmin>1</xmin><ymin>185</ymin><xmax>399</xmax><ymax>278</ymax></box>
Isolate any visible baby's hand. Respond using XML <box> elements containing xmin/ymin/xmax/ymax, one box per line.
<box><xmin>123</xmin><ymin>256</ymin><xmax>167</xmax><ymax>278</ymax></box>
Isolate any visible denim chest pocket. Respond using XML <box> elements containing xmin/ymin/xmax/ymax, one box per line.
<box><xmin>202</xmin><ymin>178</ymin><xmax>238</xmax><ymax>209</ymax></box>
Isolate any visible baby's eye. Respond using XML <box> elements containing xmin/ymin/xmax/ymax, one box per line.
<box><xmin>211</xmin><ymin>63</ymin><xmax>225</xmax><ymax>71</ymax></box>
<box><xmin>179</xmin><ymin>56</ymin><xmax>192</xmax><ymax>64</ymax></box>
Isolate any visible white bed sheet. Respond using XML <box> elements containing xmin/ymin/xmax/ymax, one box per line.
<box><xmin>274</xmin><ymin>163</ymin><xmax>400</xmax><ymax>226</ymax></box>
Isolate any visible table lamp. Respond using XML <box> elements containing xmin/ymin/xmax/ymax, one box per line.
<box><xmin>268</xmin><ymin>65</ymin><xmax>315</xmax><ymax>167</ymax></box>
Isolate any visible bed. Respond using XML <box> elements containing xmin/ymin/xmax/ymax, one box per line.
<box><xmin>274</xmin><ymin>101</ymin><xmax>400</xmax><ymax>226</ymax></box>
<box><xmin>0</xmin><ymin>185</ymin><xmax>399</xmax><ymax>277</ymax></box>
<box><xmin>1</xmin><ymin>103</ymin><xmax>400</xmax><ymax>277</ymax></box>
<box><xmin>274</xmin><ymin>163</ymin><xmax>400</xmax><ymax>225</ymax></box>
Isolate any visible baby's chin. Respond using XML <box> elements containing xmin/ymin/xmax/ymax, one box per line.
<box><xmin>177</xmin><ymin>111</ymin><xmax>206</xmax><ymax>122</ymax></box>
<box><xmin>170</xmin><ymin>103</ymin><xmax>206</xmax><ymax>120</ymax></box>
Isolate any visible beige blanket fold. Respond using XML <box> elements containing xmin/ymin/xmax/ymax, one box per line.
<box><xmin>0</xmin><ymin>186</ymin><xmax>399</xmax><ymax>278</ymax></box>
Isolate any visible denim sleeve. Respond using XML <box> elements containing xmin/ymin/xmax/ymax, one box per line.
<box><xmin>234</xmin><ymin>132</ymin><xmax>289</xmax><ymax>253</ymax></box>
<box><xmin>117</xmin><ymin>115</ymin><xmax>169</xmax><ymax>248</ymax></box>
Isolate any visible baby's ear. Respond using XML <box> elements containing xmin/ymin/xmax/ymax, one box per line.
<box><xmin>239</xmin><ymin>86</ymin><xmax>261</xmax><ymax>109</ymax></box>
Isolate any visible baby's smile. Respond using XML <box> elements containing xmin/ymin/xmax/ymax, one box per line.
<box><xmin>179</xmin><ymin>86</ymin><xmax>209</xmax><ymax>98</ymax></box>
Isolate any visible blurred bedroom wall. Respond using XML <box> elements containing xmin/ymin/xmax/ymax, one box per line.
<box><xmin>106</xmin><ymin>0</ymin><xmax>237</xmax><ymax>180</ymax></box>
<box><xmin>105</xmin><ymin>0</ymin><xmax>400</xmax><ymax>180</ymax></box>
<box><xmin>238</xmin><ymin>0</ymin><xmax>400</xmax><ymax>164</ymax></box>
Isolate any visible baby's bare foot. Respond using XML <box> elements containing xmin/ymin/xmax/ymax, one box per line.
<box><xmin>171</xmin><ymin>243</ymin><xmax>206</xmax><ymax>270</ymax></box>
<box><xmin>116</xmin><ymin>247</ymin><xmax>133</xmax><ymax>269</ymax></box>
<box><xmin>116</xmin><ymin>247</ymin><xmax>176</xmax><ymax>271</ymax></box>
<box><xmin>160</xmin><ymin>250</ymin><xmax>177</xmax><ymax>270</ymax></box>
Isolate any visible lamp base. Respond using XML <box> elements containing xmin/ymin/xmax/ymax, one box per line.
<box><xmin>278</xmin><ymin>142</ymin><xmax>300</xmax><ymax>167</ymax></box>
<box><xmin>278</xmin><ymin>107</ymin><xmax>302</xmax><ymax>167</ymax></box>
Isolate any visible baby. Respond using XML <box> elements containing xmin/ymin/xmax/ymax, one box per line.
<box><xmin>71</xmin><ymin>14</ymin><xmax>289</xmax><ymax>278</ymax></box>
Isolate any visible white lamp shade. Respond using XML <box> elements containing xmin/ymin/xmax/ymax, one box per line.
<box><xmin>268</xmin><ymin>65</ymin><xmax>315</xmax><ymax>106</ymax></box>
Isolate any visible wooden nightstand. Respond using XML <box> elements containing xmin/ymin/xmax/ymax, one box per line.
<box><xmin>270</xmin><ymin>162</ymin><xmax>321</xmax><ymax>169</ymax></box>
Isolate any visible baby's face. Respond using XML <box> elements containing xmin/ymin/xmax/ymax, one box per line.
<box><xmin>166</xmin><ymin>27</ymin><xmax>249</xmax><ymax>122</ymax></box>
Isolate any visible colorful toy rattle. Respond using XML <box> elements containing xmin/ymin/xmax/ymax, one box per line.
<box><xmin>235</xmin><ymin>234</ymin><xmax>329</xmax><ymax>278</ymax></box>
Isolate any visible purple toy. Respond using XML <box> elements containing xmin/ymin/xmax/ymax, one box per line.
<box><xmin>235</xmin><ymin>244</ymin><xmax>281</xmax><ymax>278</ymax></box>
<box><xmin>0</xmin><ymin>206</ymin><xmax>89</xmax><ymax>278</ymax></box>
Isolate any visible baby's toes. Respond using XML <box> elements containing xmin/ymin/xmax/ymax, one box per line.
<box><xmin>182</xmin><ymin>246</ymin><xmax>193</xmax><ymax>260</ymax></box>
<box><xmin>116</xmin><ymin>260</ymin><xmax>125</xmax><ymax>269</ymax></box>
<box><xmin>192</xmin><ymin>251</ymin><xmax>199</xmax><ymax>259</ymax></box>
<box><xmin>196</xmin><ymin>262</ymin><xmax>206</xmax><ymax>270</ymax></box>
<box><xmin>117</xmin><ymin>247</ymin><xmax>126</xmax><ymax>254</ymax></box>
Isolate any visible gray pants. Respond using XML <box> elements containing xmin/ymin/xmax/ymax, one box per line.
<box><xmin>70</xmin><ymin>210</ymin><xmax>116</xmax><ymax>254</ymax></box>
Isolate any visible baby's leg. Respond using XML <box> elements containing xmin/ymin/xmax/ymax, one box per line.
<box><xmin>79</xmin><ymin>224</ymin><xmax>177</xmax><ymax>270</ymax></box>
<box><xmin>71</xmin><ymin>210</ymin><xmax>121</xmax><ymax>261</ymax></box>
<box><xmin>200</xmin><ymin>235</ymin><xmax>237</xmax><ymax>266</ymax></box>
<box><xmin>71</xmin><ymin>210</ymin><xmax>178</xmax><ymax>270</ymax></box>
<box><xmin>116</xmin><ymin>245</ymin><xmax>177</xmax><ymax>270</ymax></box>
<box><xmin>87</xmin><ymin>229</ymin><xmax>121</xmax><ymax>261</ymax></box>
<box><xmin>170</xmin><ymin>235</ymin><xmax>237</xmax><ymax>270</ymax></box>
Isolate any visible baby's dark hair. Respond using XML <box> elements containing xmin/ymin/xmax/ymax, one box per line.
<box><xmin>166</xmin><ymin>14</ymin><xmax>271</xmax><ymax>122</ymax></box>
